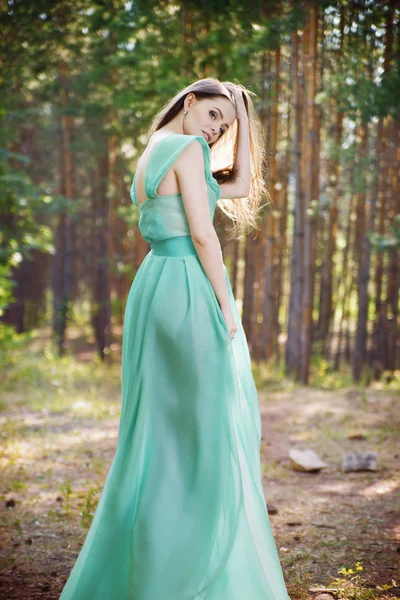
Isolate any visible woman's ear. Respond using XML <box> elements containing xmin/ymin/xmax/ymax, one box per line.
<box><xmin>187</xmin><ymin>92</ymin><xmax>195</xmax><ymax>106</ymax></box>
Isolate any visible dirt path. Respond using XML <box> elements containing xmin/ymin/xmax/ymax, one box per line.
<box><xmin>258</xmin><ymin>384</ymin><xmax>399</xmax><ymax>598</ymax></box>
<box><xmin>0</xmin><ymin>345</ymin><xmax>399</xmax><ymax>599</ymax></box>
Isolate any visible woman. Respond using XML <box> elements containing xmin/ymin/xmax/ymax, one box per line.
<box><xmin>59</xmin><ymin>78</ymin><xmax>290</xmax><ymax>600</ymax></box>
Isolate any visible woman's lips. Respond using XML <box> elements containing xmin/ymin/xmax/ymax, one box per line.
<box><xmin>202</xmin><ymin>131</ymin><xmax>210</xmax><ymax>141</ymax></box>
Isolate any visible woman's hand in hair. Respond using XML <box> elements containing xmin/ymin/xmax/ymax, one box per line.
<box><xmin>223</xmin><ymin>83</ymin><xmax>248</xmax><ymax>121</ymax></box>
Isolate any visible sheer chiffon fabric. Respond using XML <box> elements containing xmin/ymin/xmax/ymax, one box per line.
<box><xmin>58</xmin><ymin>133</ymin><xmax>290</xmax><ymax>600</ymax></box>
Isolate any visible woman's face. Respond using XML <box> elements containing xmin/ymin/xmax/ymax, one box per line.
<box><xmin>183</xmin><ymin>94</ymin><xmax>237</xmax><ymax>144</ymax></box>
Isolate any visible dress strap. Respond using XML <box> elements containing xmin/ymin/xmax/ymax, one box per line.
<box><xmin>130</xmin><ymin>133</ymin><xmax>212</xmax><ymax>206</ymax></box>
<box><xmin>130</xmin><ymin>173</ymin><xmax>139</xmax><ymax>206</ymax></box>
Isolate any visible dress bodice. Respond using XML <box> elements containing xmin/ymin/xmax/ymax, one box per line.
<box><xmin>130</xmin><ymin>133</ymin><xmax>220</xmax><ymax>244</ymax></box>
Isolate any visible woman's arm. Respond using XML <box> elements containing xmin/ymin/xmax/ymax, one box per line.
<box><xmin>218</xmin><ymin>89</ymin><xmax>251</xmax><ymax>200</ymax></box>
<box><xmin>173</xmin><ymin>140</ymin><xmax>238</xmax><ymax>337</ymax></box>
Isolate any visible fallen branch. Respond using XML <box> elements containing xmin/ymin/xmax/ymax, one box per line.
<box><xmin>309</xmin><ymin>587</ymin><xmax>340</xmax><ymax>593</ymax></box>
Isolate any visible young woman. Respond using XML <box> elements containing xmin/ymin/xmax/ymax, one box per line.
<box><xmin>59</xmin><ymin>78</ymin><xmax>290</xmax><ymax>600</ymax></box>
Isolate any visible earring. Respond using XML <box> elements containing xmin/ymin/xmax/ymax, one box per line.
<box><xmin>183</xmin><ymin>109</ymin><xmax>188</xmax><ymax>115</ymax></box>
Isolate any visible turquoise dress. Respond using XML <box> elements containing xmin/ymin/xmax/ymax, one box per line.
<box><xmin>58</xmin><ymin>133</ymin><xmax>290</xmax><ymax>600</ymax></box>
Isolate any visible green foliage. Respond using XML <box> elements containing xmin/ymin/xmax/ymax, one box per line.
<box><xmin>60</xmin><ymin>479</ymin><xmax>73</xmax><ymax>516</ymax></box>
<box><xmin>0</xmin><ymin>0</ymin><xmax>398</xmax><ymax>385</ymax></box>
<box><xmin>2</xmin><ymin>341</ymin><xmax>121</xmax><ymax>417</ymax></box>
<box><xmin>0</xmin><ymin>149</ymin><xmax>55</xmax><ymax>258</ymax></box>
<box><xmin>0</xmin><ymin>262</ymin><xmax>15</xmax><ymax>315</ymax></box>
<box><xmin>327</xmin><ymin>561</ymin><xmax>398</xmax><ymax>600</ymax></box>
<box><xmin>0</xmin><ymin>146</ymin><xmax>56</xmax><ymax>343</ymax></box>
<box><xmin>0</xmin><ymin>323</ymin><xmax>33</xmax><ymax>370</ymax></box>
<box><xmin>369</xmin><ymin>214</ymin><xmax>400</xmax><ymax>252</ymax></box>
<box><xmin>378</xmin><ymin>370</ymin><xmax>400</xmax><ymax>392</ymax></box>
<box><xmin>0</xmin><ymin>336</ymin><xmax>398</xmax><ymax>594</ymax></box>
<box><xmin>310</xmin><ymin>353</ymin><xmax>354</xmax><ymax>390</ymax></box>
<box><xmin>80</xmin><ymin>486</ymin><xmax>100</xmax><ymax>530</ymax></box>
<box><xmin>252</xmin><ymin>356</ymin><xmax>297</xmax><ymax>393</ymax></box>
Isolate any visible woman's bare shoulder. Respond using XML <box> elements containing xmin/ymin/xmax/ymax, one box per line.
<box><xmin>173</xmin><ymin>137</ymin><xmax>205</xmax><ymax>171</ymax></box>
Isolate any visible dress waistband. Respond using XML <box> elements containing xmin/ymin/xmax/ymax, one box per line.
<box><xmin>151</xmin><ymin>235</ymin><xmax>197</xmax><ymax>257</ymax></box>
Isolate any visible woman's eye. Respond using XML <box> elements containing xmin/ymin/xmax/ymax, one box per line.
<box><xmin>210</xmin><ymin>111</ymin><xmax>224</xmax><ymax>135</ymax></box>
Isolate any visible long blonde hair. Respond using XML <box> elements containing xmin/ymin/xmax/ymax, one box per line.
<box><xmin>148</xmin><ymin>77</ymin><xmax>269</xmax><ymax>238</ymax></box>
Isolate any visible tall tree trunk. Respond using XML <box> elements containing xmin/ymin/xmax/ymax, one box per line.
<box><xmin>386</xmin><ymin>122</ymin><xmax>399</xmax><ymax>371</ymax></box>
<box><xmin>261</xmin><ymin>42</ymin><xmax>281</xmax><ymax>361</ymax></box>
<box><xmin>317</xmin><ymin>5</ymin><xmax>344</xmax><ymax>352</ymax></box>
<box><xmin>286</xmin><ymin>30</ymin><xmax>304</xmax><ymax>377</ymax></box>
<box><xmin>276</xmin><ymin>86</ymin><xmax>291</xmax><ymax>364</ymax></box>
<box><xmin>372</xmin><ymin>0</ymin><xmax>395</xmax><ymax>377</ymax></box>
<box><xmin>252</xmin><ymin>45</ymin><xmax>271</xmax><ymax>361</ymax></box>
<box><xmin>300</xmin><ymin>3</ymin><xmax>318</xmax><ymax>384</ymax></box>
<box><xmin>353</xmin><ymin>119</ymin><xmax>381</xmax><ymax>381</ymax></box>
<box><xmin>353</xmin><ymin>3</ymin><xmax>393</xmax><ymax>381</ymax></box>
<box><xmin>92</xmin><ymin>129</ymin><xmax>112</xmax><ymax>361</ymax></box>
<box><xmin>242</xmin><ymin>234</ymin><xmax>258</xmax><ymax>353</ymax></box>
<box><xmin>334</xmin><ymin>186</ymin><xmax>355</xmax><ymax>371</ymax></box>
<box><xmin>3</xmin><ymin>118</ymin><xmax>49</xmax><ymax>332</ymax></box>
<box><xmin>231</xmin><ymin>236</ymin><xmax>240</xmax><ymax>298</ymax></box>
<box><xmin>53</xmin><ymin>59</ymin><xmax>73</xmax><ymax>355</ymax></box>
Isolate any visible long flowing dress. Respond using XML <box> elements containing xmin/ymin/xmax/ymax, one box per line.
<box><xmin>58</xmin><ymin>132</ymin><xmax>291</xmax><ymax>600</ymax></box>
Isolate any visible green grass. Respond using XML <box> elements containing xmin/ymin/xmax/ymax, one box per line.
<box><xmin>0</xmin><ymin>335</ymin><xmax>399</xmax><ymax>599</ymax></box>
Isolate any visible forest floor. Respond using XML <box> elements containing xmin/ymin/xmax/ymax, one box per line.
<box><xmin>0</xmin><ymin>327</ymin><xmax>399</xmax><ymax>600</ymax></box>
